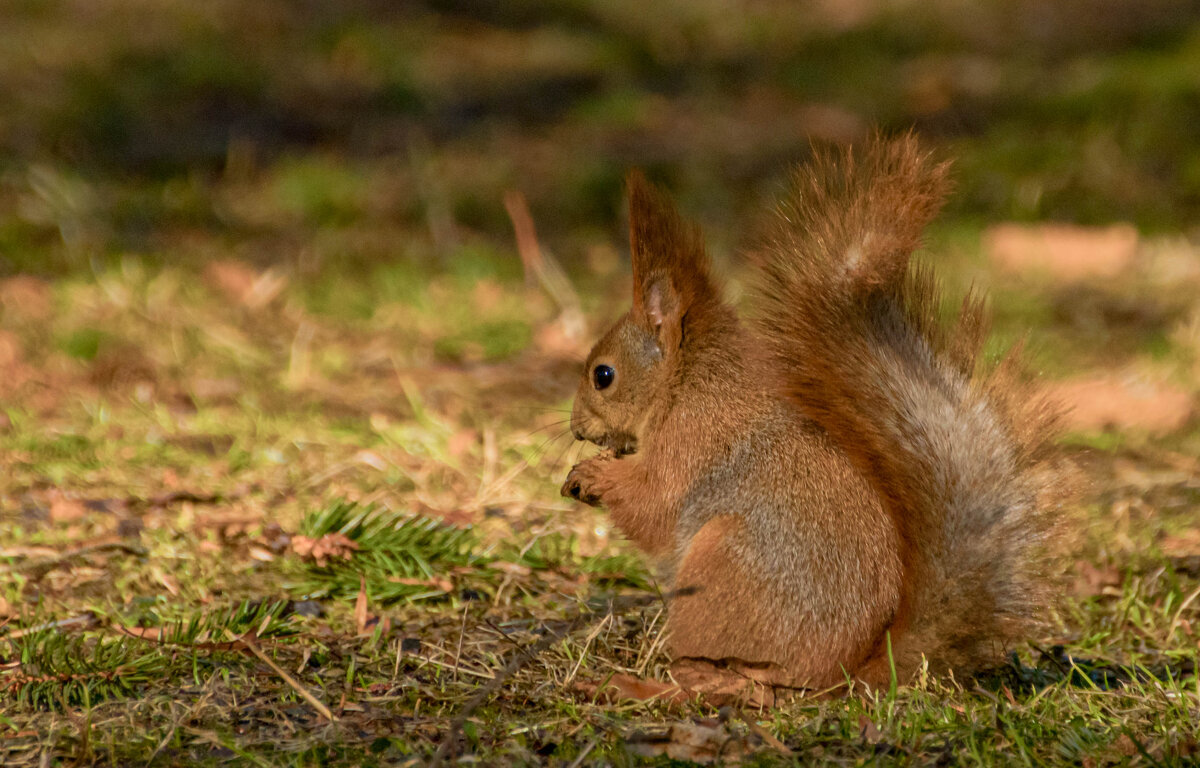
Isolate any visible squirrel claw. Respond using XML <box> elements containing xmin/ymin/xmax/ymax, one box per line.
<box><xmin>562</xmin><ymin>464</ymin><xmax>604</xmax><ymax>506</ymax></box>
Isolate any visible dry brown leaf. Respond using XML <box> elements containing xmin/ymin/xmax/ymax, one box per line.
<box><xmin>671</xmin><ymin>657</ymin><xmax>798</xmax><ymax>708</ymax></box>
<box><xmin>574</xmin><ymin>661</ymin><xmax>796</xmax><ymax>711</ymax></box>
<box><xmin>985</xmin><ymin>223</ymin><xmax>1138</xmax><ymax>281</ymax></box>
<box><xmin>191</xmin><ymin>377</ymin><xmax>242</xmax><ymax>400</ymax></box>
<box><xmin>1042</xmin><ymin>374</ymin><xmax>1194</xmax><ymax>435</ymax></box>
<box><xmin>291</xmin><ymin>533</ymin><xmax>359</xmax><ymax>567</ymax></box>
<box><xmin>572</xmin><ymin>673</ymin><xmax>691</xmax><ymax>707</ymax></box>
<box><xmin>627</xmin><ymin>720</ymin><xmax>757</xmax><ymax>764</ymax></box>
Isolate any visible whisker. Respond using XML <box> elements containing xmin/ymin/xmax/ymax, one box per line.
<box><xmin>526</xmin><ymin>427</ymin><xmax>574</xmax><ymax>466</ymax></box>
<box><xmin>504</xmin><ymin>405</ymin><xmax>573</xmax><ymax>415</ymax></box>
<box><xmin>547</xmin><ymin>430</ymin><xmax>584</xmax><ymax>474</ymax></box>
<box><xmin>520</xmin><ymin>418</ymin><xmax>573</xmax><ymax>440</ymax></box>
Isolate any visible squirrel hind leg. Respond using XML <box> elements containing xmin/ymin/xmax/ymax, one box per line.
<box><xmin>667</xmin><ymin>515</ymin><xmax>862</xmax><ymax>690</ymax></box>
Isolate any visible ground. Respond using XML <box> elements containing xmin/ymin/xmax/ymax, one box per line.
<box><xmin>2</xmin><ymin>1</ymin><xmax>1200</xmax><ymax>766</ymax></box>
<box><xmin>2</xmin><ymin>225</ymin><xmax>1199</xmax><ymax>765</ymax></box>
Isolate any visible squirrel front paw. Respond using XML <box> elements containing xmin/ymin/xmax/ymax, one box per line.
<box><xmin>561</xmin><ymin>455</ymin><xmax>614</xmax><ymax>507</ymax></box>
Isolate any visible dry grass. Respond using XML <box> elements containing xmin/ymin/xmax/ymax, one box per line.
<box><xmin>1</xmin><ymin>229</ymin><xmax>1199</xmax><ymax>764</ymax></box>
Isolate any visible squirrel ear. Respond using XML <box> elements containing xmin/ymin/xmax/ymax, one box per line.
<box><xmin>641</xmin><ymin>275</ymin><xmax>683</xmax><ymax>351</ymax></box>
<box><xmin>626</xmin><ymin>169</ymin><xmax>714</xmax><ymax>349</ymax></box>
<box><xmin>643</xmin><ymin>276</ymin><xmax>677</xmax><ymax>332</ymax></box>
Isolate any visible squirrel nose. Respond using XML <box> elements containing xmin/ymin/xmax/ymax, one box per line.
<box><xmin>572</xmin><ymin>429</ymin><xmax>583</xmax><ymax>441</ymax></box>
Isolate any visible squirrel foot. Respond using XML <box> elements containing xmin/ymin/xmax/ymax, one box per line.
<box><xmin>561</xmin><ymin>454</ymin><xmax>615</xmax><ymax>506</ymax></box>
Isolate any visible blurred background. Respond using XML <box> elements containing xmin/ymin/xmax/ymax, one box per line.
<box><xmin>4</xmin><ymin>0</ymin><xmax>1200</xmax><ymax>277</ymax></box>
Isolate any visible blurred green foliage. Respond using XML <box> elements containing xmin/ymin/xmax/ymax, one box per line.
<box><xmin>1</xmin><ymin>0</ymin><xmax>1199</xmax><ymax>280</ymax></box>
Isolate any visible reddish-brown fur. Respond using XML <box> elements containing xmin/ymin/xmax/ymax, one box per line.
<box><xmin>562</xmin><ymin>137</ymin><xmax>1070</xmax><ymax>688</ymax></box>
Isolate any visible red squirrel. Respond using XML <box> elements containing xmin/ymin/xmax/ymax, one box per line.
<box><xmin>561</xmin><ymin>135</ymin><xmax>1070</xmax><ymax>689</ymax></box>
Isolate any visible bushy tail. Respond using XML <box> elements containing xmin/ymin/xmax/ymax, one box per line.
<box><xmin>752</xmin><ymin>134</ymin><xmax>1070</xmax><ymax>680</ymax></box>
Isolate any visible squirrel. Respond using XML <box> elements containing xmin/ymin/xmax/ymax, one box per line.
<box><xmin>560</xmin><ymin>134</ymin><xmax>1071</xmax><ymax>690</ymax></box>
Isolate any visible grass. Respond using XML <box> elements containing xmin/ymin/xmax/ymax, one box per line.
<box><xmin>0</xmin><ymin>229</ymin><xmax>1198</xmax><ymax>765</ymax></box>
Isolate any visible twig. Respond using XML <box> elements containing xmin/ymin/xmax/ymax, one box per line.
<box><xmin>565</xmin><ymin>613</ymin><xmax>612</xmax><ymax>687</ymax></box>
<box><xmin>142</xmin><ymin>490</ymin><xmax>228</xmax><ymax>509</ymax></box>
<box><xmin>566</xmin><ymin>735</ymin><xmax>601</xmax><ymax>768</ymax></box>
<box><xmin>409</xmin><ymin>654</ymin><xmax>496</xmax><ymax>680</ymax></box>
<box><xmin>503</xmin><ymin>189</ymin><xmax>586</xmax><ymax>344</ymax></box>
<box><xmin>734</xmin><ymin>708</ymin><xmax>794</xmax><ymax>756</ymax></box>
<box><xmin>239</xmin><ymin>633</ymin><xmax>336</xmax><ymax>722</ymax></box>
<box><xmin>454</xmin><ymin>603</ymin><xmax>469</xmax><ymax>683</ymax></box>
<box><xmin>0</xmin><ymin>613</ymin><xmax>99</xmax><ymax>640</ymax></box>
<box><xmin>503</xmin><ymin>189</ymin><xmax>545</xmax><ymax>289</ymax></box>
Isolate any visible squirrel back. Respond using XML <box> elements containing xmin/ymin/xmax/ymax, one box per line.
<box><xmin>751</xmin><ymin>135</ymin><xmax>1069</xmax><ymax>680</ymax></box>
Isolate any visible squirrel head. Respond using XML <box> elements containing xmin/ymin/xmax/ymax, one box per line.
<box><xmin>570</xmin><ymin>171</ymin><xmax>720</xmax><ymax>455</ymax></box>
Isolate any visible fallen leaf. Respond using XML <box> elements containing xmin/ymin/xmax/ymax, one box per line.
<box><xmin>572</xmin><ymin>673</ymin><xmax>691</xmax><ymax>707</ymax></box>
<box><xmin>291</xmin><ymin>533</ymin><xmax>359</xmax><ymax>567</ymax></box>
<box><xmin>1042</xmin><ymin>374</ymin><xmax>1194</xmax><ymax>435</ymax></box>
<box><xmin>671</xmin><ymin>657</ymin><xmax>798</xmax><ymax>708</ymax></box>
<box><xmin>627</xmin><ymin>720</ymin><xmax>757</xmax><ymax>764</ymax></box>
<box><xmin>154</xmin><ymin>569</ymin><xmax>180</xmax><ymax>596</ymax></box>
<box><xmin>985</xmin><ymin>223</ymin><xmax>1138</xmax><ymax>281</ymax></box>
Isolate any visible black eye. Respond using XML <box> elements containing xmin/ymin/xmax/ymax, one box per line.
<box><xmin>592</xmin><ymin>364</ymin><xmax>615</xmax><ymax>390</ymax></box>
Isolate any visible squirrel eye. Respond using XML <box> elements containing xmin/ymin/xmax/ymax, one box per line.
<box><xmin>592</xmin><ymin>364</ymin><xmax>615</xmax><ymax>390</ymax></box>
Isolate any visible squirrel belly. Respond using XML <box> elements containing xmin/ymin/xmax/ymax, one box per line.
<box><xmin>562</xmin><ymin>134</ymin><xmax>1069</xmax><ymax>689</ymax></box>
